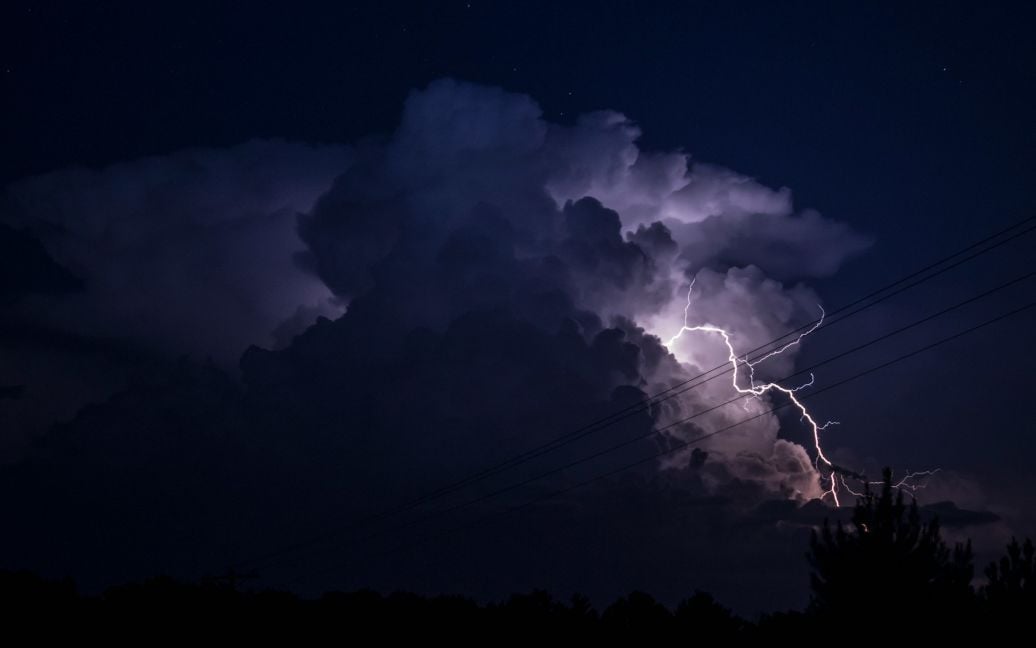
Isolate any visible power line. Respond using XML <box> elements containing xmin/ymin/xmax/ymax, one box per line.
<box><xmin>392</xmin><ymin>219</ymin><xmax>1036</xmax><ymax>506</ymax></box>
<box><xmin>234</xmin><ymin>216</ymin><xmax>1035</xmax><ymax>572</ymax></box>
<box><xmin>273</xmin><ymin>273</ymin><xmax>1034</xmax><ymax>576</ymax></box>
<box><xmin>233</xmin><ymin>216</ymin><xmax>1034</xmax><ymax>572</ymax></box>
<box><xmin>347</xmin><ymin>270</ymin><xmax>1036</xmax><ymax>533</ymax></box>
<box><xmin>286</xmin><ymin>298</ymin><xmax>1036</xmax><ymax>586</ymax></box>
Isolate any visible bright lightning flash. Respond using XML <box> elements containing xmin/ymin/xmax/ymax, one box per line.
<box><xmin>839</xmin><ymin>470</ymin><xmax>942</xmax><ymax>498</ymax></box>
<box><xmin>664</xmin><ymin>278</ymin><xmax>937</xmax><ymax>507</ymax></box>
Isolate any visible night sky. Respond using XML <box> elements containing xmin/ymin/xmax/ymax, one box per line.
<box><xmin>2</xmin><ymin>2</ymin><xmax>1035</xmax><ymax>614</ymax></box>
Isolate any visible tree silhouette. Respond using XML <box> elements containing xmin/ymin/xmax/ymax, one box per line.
<box><xmin>981</xmin><ymin>536</ymin><xmax>1035</xmax><ymax>624</ymax></box>
<box><xmin>674</xmin><ymin>591</ymin><xmax>743</xmax><ymax>635</ymax></box>
<box><xmin>806</xmin><ymin>468</ymin><xmax>973</xmax><ymax>625</ymax></box>
<box><xmin>601</xmin><ymin>591</ymin><xmax>672</xmax><ymax>636</ymax></box>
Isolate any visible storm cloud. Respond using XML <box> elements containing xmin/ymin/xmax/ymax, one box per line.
<box><xmin>0</xmin><ymin>140</ymin><xmax>350</xmax><ymax>447</ymax></box>
<box><xmin>2</xmin><ymin>79</ymin><xmax>910</xmax><ymax>610</ymax></box>
<box><xmin>292</xmin><ymin>79</ymin><xmax>871</xmax><ymax>497</ymax></box>
<box><xmin>1</xmin><ymin>139</ymin><xmax>350</xmax><ymax>363</ymax></box>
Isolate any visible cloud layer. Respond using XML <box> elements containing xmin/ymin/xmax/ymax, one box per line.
<box><xmin>0</xmin><ymin>79</ymin><xmax>895</xmax><ymax>610</ymax></box>
<box><xmin>293</xmin><ymin>79</ymin><xmax>871</xmax><ymax>497</ymax></box>
<box><xmin>1</xmin><ymin>139</ymin><xmax>350</xmax><ymax>363</ymax></box>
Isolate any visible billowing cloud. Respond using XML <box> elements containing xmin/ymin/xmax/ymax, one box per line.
<box><xmin>1</xmin><ymin>80</ymin><xmax>886</xmax><ymax>609</ymax></box>
<box><xmin>294</xmin><ymin>79</ymin><xmax>870</xmax><ymax>501</ymax></box>
<box><xmin>1</xmin><ymin>139</ymin><xmax>351</xmax><ymax>364</ymax></box>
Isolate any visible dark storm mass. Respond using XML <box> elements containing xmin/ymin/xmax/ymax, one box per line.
<box><xmin>1</xmin><ymin>0</ymin><xmax>1035</xmax><ymax>631</ymax></box>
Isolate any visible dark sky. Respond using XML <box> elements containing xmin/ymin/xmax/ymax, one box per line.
<box><xmin>1</xmin><ymin>1</ymin><xmax>1035</xmax><ymax>614</ymax></box>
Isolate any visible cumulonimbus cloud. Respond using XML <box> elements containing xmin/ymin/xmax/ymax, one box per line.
<box><xmin>1</xmin><ymin>139</ymin><xmax>351</xmax><ymax>364</ymax></box>
<box><xmin>294</xmin><ymin>78</ymin><xmax>872</xmax><ymax>498</ymax></box>
<box><xmin>1</xmin><ymin>80</ymin><xmax>894</xmax><ymax>601</ymax></box>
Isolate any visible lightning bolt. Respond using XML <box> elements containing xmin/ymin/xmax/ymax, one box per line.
<box><xmin>664</xmin><ymin>278</ymin><xmax>938</xmax><ymax>507</ymax></box>
<box><xmin>839</xmin><ymin>469</ymin><xmax>942</xmax><ymax>498</ymax></box>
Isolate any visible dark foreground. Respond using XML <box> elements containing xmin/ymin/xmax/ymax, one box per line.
<box><xmin>1</xmin><ymin>567</ymin><xmax>1032</xmax><ymax>639</ymax></box>
<box><xmin>4</xmin><ymin>474</ymin><xmax>1033</xmax><ymax>638</ymax></box>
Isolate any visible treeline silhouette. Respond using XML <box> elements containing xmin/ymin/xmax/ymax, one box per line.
<box><xmin>3</xmin><ymin>470</ymin><xmax>1033</xmax><ymax>637</ymax></box>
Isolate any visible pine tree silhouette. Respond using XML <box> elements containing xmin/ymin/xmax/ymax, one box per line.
<box><xmin>981</xmin><ymin>536</ymin><xmax>1035</xmax><ymax>625</ymax></box>
<box><xmin>806</xmin><ymin>467</ymin><xmax>973</xmax><ymax>627</ymax></box>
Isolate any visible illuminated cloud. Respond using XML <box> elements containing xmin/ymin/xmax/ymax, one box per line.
<box><xmin>297</xmin><ymin>79</ymin><xmax>871</xmax><ymax>499</ymax></box>
<box><xmin>1</xmin><ymin>139</ymin><xmax>351</xmax><ymax>364</ymax></box>
<box><xmin>0</xmin><ymin>80</ymin><xmax>887</xmax><ymax>599</ymax></box>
